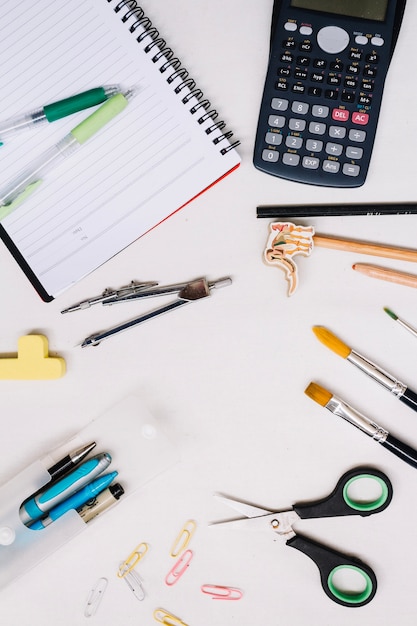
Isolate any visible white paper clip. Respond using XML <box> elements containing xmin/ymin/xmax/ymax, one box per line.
<box><xmin>84</xmin><ymin>577</ymin><xmax>108</xmax><ymax>617</ymax></box>
<box><xmin>165</xmin><ymin>549</ymin><xmax>193</xmax><ymax>586</ymax></box>
<box><xmin>201</xmin><ymin>583</ymin><xmax>243</xmax><ymax>600</ymax></box>
<box><xmin>170</xmin><ymin>519</ymin><xmax>196</xmax><ymax>557</ymax></box>
<box><xmin>120</xmin><ymin>564</ymin><xmax>146</xmax><ymax>601</ymax></box>
<box><xmin>154</xmin><ymin>608</ymin><xmax>188</xmax><ymax>626</ymax></box>
<box><xmin>117</xmin><ymin>542</ymin><xmax>148</xmax><ymax>578</ymax></box>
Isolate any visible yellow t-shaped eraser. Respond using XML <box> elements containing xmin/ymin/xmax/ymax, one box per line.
<box><xmin>0</xmin><ymin>335</ymin><xmax>66</xmax><ymax>380</ymax></box>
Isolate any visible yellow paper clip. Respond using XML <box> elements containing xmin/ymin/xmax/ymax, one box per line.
<box><xmin>170</xmin><ymin>519</ymin><xmax>196</xmax><ymax>557</ymax></box>
<box><xmin>165</xmin><ymin>549</ymin><xmax>193</xmax><ymax>586</ymax></box>
<box><xmin>84</xmin><ymin>577</ymin><xmax>108</xmax><ymax>617</ymax></box>
<box><xmin>201</xmin><ymin>583</ymin><xmax>243</xmax><ymax>600</ymax></box>
<box><xmin>154</xmin><ymin>608</ymin><xmax>188</xmax><ymax>626</ymax></box>
<box><xmin>117</xmin><ymin>542</ymin><xmax>148</xmax><ymax>578</ymax></box>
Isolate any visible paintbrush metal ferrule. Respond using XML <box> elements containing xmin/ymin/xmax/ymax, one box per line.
<box><xmin>325</xmin><ymin>394</ymin><xmax>389</xmax><ymax>442</ymax></box>
<box><xmin>348</xmin><ymin>350</ymin><xmax>407</xmax><ymax>398</ymax></box>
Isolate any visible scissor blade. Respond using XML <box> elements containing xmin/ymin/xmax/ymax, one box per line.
<box><xmin>213</xmin><ymin>494</ymin><xmax>272</xmax><ymax>518</ymax></box>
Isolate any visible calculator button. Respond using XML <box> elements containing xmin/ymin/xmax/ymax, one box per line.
<box><xmin>280</xmin><ymin>52</ymin><xmax>293</xmax><ymax>63</ymax></box>
<box><xmin>352</xmin><ymin>112</ymin><xmax>369</xmax><ymax>125</ymax></box>
<box><xmin>299</xmin><ymin>41</ymin><xmax>312</xmax><ymax>52</ymax></box>
<box><xmin>284</xmin><ymin>22</ymin><xmax>297</xmax><ymax>31</ymax></box>
<box><xmin>361</xmin><ymin>80</ymin><xmax>374</xmax><ymax>92</ymax></box>
<box><xmin>364</xmin><ymin>66</ymin><xmax>377</xmax><ymax>78</ymax></box>
<box><xmin>275</xmin><ymin>80</ymin><xmax>289</xmax><ymax>91</ymax></box>
<box><xmin>271</xmin><ymin>98</ymin><xmax>289</xmax><ymax>111</ymax></box>
<box><xmin>330</xmin><ymin>61</ymin><xmax>344</xmax><ymax>71</ymax></box>
<box><xmin>306</xmin><ymin>139</ymin><xmax>323</xmax><ymax>152</ymax></box>
<box><xmin>268</xmin><ymin>114</ymin><xmax>286</xmax><ymax>128</ymax></box>
<box><xmin>329</xmin><ymin>126</ymin><xmax>346</xmax><ymax>139</ymax></box>
<box><xmin>303</xmin><ymin>156</ymin><xmax>320</xmax><ymax>169</ymax></box>
<box><xmin>325</xmin><ymin>89</ymin><xmax>338</xmax><ymax>100</ymax></box>
<box><xmin>314</xmin><ymin>59</ymin><xmax>327</xmax><ymax>69</ymax></box>
<box><xmin>350</xmin><ymin>51</ymin><xmax>362</xmax><ymax>61</ymax></box>
<box><xmin>292</xmin><ymin>84</ymin><xmax>306</xmax><ymax>94</ymax></box>
<box><xmin>311</xmin><ymin>72</ymin><xmax>325</xmax><ymax>83</ymax></box>
<box><xmin>358</xmin><ymin>94</ymin><xmax>372</xmax><ymax>106</ymax></box>
<box><xmin>348</xmin><ymin>64</ymin><xmax>360</xmax><ymax>75</ymax></box>
<box><xmin>323</xmin><ymin>160</ymin><xmax>340</xmax><ymax>173</ymax></box>
<box><xmin>283</xmin><ymin>39</ymin><xmax>296</xmax><ymax>49</ymax></box>
<box><xmin>312</xmin><ymin>105</ymin><xmax>329</xmax><ymax>118</ymax></box>
<box><xmin>289</xmin><ymin>118</ymin><xmax>306</xmax><ymax>131</ymax></box>
<box><xmin>326</xmin><ymin>142</ymin><xmax>343</xmax><ymax>156</ymax></box>
<box><xmin>309</xmin><ymin>121</ymin><xmax>326</xmax><ymax>135</ymax></box>
<box><xmin>297</xmin><ymin>56</ymin><xmax>310</xmax><ymax>66</ymax></box>
<box><xmin>291</xmin><ymin>101</ymin><xmax>309</xmax><ymax>114</ymax></box>
<box><xmin>265</xmin><ymin>132</ymin><xmax>283</xmax><ymax>145</ymax></box>
<box><xmin>308</xmin><ymin>87</ymin><xmax>322</xmax><ymax>97</ymax></box>
<box><xmin>343</xmin><ymin>163</ymin><xmax>361</xmax><ymax>176</ymax></box>
<box><xmin>262</xmin><ymin>149</ymin><xmax>279</xmax><ymax>162</ymax></box>
<box><xmin>300</xmin><ymin>26</ymin><xmax>313</xmax><ymax>36</ymax></box>
<box><xmin>349</xmin><ymin>129</ymin><xmax>367</xmax><ymax>142</ymax></box>
<box><xmin>332</xmin><ymin>108</ymin><xmax>349</xmax><ymax>122</ymax></box>
<box><xmin>366</xmin><ymin>53</ymin><xmax>379</xmax><ymax>63</ymax></box>
<box><xmin>346</xmin><ymin>146</ymin><xmax>363</xmax><ymax>159</ymax></box>
<box><xmin>355</xmin><ymin>35</ymin><xmax>368</xmax><ymax>46</ymax></box>
<box><xmin>286</xmin><ymin>136</ymin><xmax>303</xmax><ymax>149</ymax></box>
<box><xmin>341</xmin><ymin>91</ymin><xmax>355</xmax><ymax>103</ymax></box>
<box><xmin>317</xmin><ymin>26</ymin><xmax>350</xmax><ymax>54</ymax></box>
<box><xmin>371</xmin><ymin>37</ymin><xmax>384</xmax><ymax>47</ymax></box>
<box><xmin>283</xmin><ymin>153</ymin><xmax>300</xmax><ymax>166</ymax></box>
<box><xmin>278</xmin><ymin>67</ymin><xmax>291</xmax><ymax>77</ymax></box>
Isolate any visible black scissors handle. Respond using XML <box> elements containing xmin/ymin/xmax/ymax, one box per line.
<box><xmin>293</xmin><ymin>467</ymin><xmax>393</xmax><ymax>520</ymax></box>
<box><xmin>287</xmin><ymin>467</ymin><xmax>392</xmax><ymax>607</ymax></box>
<box><xmin>287</xmin><ymin>534</ymin><xmax>377</xmax><ymax>607</ymax></box>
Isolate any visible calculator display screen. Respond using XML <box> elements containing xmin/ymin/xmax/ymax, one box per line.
<box><xmin>290</xmin><ymin>0</ymin><xmax>389</xmax><ymax>21</ymax></box>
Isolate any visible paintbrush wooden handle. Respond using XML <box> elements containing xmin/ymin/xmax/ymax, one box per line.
<box><xmin>313</xmin><ymin>234</ymin><xmax>417</xmax><ymax>263</ymax></box>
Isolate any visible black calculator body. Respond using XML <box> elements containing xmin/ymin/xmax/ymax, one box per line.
<box><xmin>253</xmin><ymin>0</ymin><xmax>406</xmax><ymax>187</ymax></box>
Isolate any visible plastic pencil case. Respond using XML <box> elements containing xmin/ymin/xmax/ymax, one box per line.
<box><xmin>0</xmin><ymin>396</ymin><xmax>177</xmax><ymax>590</ymax></box>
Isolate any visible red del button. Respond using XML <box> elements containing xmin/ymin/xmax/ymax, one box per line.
<box><xmin>352</xmin><ymin>112</ymin><xmax>369</xmax><ymax>125</ymax></box>
<box><xmin>332</xmin><ymin>108</ymin><xmax>350</xmax><ymax>122</ymax></box>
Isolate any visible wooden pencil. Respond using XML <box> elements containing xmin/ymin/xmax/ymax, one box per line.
<box><xmin>352</xmin><ymin>263</ymin><xmax>417</xmax><ymax>288</ymax></box>
<box><xmin>314</xmin><ymin>234</ymin><xmax>417</xmax><ymax>263</ymax></box>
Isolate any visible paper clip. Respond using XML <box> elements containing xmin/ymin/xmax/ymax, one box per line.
<box><xmin>153</xmin><ymin>608</ymin><xmax>188</xmax><ymax>626</ymax></box>
<box><xmin>84</xmin><ymin>577</ymin><xmax>108</xmax><ymax>617</ymax></box>
<box><xmin>165</xmin><ymin>549</ymin><xmax>193</xmax><ymax>586</ymax></box>
<box><xmin>117</xmin><ymin>542</ymin><xmax>148</xmax><ymax>578</ymax></box>
<box><xmin>201</xmin><ymin>584</ymin><xmax>243</xmax><ymax>600</ymax></box>
<box><xmin>120</xmin><ymin>564</ymin><xmax>146</xmax><ymax>601</ymax></box>
<box><xmin>170</xmin><ymin>519</ymin><xmax>196</xmax><ymax>557</ymax></box>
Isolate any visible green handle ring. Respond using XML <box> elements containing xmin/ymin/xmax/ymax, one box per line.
<box><xmin>343</xmin><ymin>473</ymin><xmax>389</xmax><ymax>512</ymax></box>
<box><xmin>328</xmin><ymin>565</ymin><xmax>374</xmax><ymax>605</ymax></box>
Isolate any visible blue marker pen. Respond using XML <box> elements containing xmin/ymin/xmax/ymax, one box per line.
<box><xmin>29</xmin><ymin>472</ymin><xmax>119</xmax><ymax>530</ymax></box>
<box><xmin>19</xmin><ymin>453</ymin><xmax>111</xmax><ymax>525</ymax></box>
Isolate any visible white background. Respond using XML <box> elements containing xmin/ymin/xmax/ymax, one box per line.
<box><xmin>1</xmin><ymin>1</ymin><xmax>417</xmax><ymax>624</ymax></box>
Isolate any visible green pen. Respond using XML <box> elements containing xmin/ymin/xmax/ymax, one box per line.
<box><xmin>0</xmin><ymin>89</ymin><xmax>135</xmax><ymax>219</ymax></box>
<box><xmin>0</xmin><ymin>85</ymin><xmax>120</xmax><ymax>144</ymax></box>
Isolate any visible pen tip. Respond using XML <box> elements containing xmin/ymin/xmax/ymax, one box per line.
<box><xmin>384</xmin><ymin>307</ymin><xmax>398</xmax><ymax>320</ymax></box>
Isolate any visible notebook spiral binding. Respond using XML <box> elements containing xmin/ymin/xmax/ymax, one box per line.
<box><xmin>107</xmin><ymin>0</ymin><xmax>240</xmax><ymax>154</ymax></box>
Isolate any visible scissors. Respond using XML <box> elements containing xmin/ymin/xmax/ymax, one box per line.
<box><xmin>213</xmin><ymin>467</ymin><xmax>392</xmax><ymax>607</ymax></box>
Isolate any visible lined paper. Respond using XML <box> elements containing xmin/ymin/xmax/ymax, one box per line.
<box><xmin>0</xmin><ymin>0</ymin><xmax>240</xmax><ymax>298</ymax></box>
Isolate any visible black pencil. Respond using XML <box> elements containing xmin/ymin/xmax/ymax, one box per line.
<box><xmin>257</xmin><ymin>203</ymin><xmax>417</xmax><ymax>218</ymax></box>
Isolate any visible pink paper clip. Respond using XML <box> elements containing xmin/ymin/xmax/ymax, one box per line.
<box><xmin>201</xmin><ymin>584</ymin><xmax>243</xmax><ymax>600</ymax></box>
<box><xmin>164</xmin><ymin>549</ymin><xmax>193</xmax><ymax>586</ymax></box>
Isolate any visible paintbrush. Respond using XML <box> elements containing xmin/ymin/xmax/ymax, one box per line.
<box><xmin>384</xmin><ymin>308</ymin><xmax>417</xmax><ymax>340</ymax></box>
<box><xmin>304</xmin><ymin>382</ymin><xmax>417</xmax><ymax>470</ymax></box>
<box><xmin>312</xmin><ymin>326</ymin><xmax>417</xmax><ymax>414</ymax></box>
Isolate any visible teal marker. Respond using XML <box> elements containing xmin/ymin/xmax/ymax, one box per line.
<box><xmin>0</xmin><ymin>89</ymin><xmax>135</xmax><ymax>219</ymax></box>
<box><xmin>0</xmin><ymin>86</ymin><xmax>120</xmax><ymax>141</ymax></box>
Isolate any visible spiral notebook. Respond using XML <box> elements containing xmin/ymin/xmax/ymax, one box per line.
<box><xmin>0</xmin><ymin>0</ymin><xmax>240</xmax><ymax>301</ymax></box>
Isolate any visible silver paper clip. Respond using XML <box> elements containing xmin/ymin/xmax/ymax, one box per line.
<box><xmin>201</xmin><ymin>584</ymin><xmax>243</xmax><ymax>600</ymax></box>
<box><xmin>165</xmin><ymin>549</ymin><xmax>193</xmax><ymax>586</ymax></box>
<box><xmin>80</xmin><ymin>276</ymin><xmax>232</xmax><ymax>348</ymax></box>
<box><xmin>61</xmin><ymin>280</ymin><xmax>159</xmax><ymax>313</ymax></box>
<box><xmin>84</xmin><ymin>577</ymin><xmax>108</xmax><ymax>617</ymax></box>
<box><xmin>119</xmin><ymin>562</ymin><xmax>146</xmax><ymax>601</ymax></box>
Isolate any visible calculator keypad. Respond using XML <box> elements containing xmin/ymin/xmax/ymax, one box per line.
<box><xmin>254</xmin><ymin>13</ymin><xmax>393</xmax><ymax>187</ymax></box>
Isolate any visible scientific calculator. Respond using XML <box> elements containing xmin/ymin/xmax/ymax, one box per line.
<box><xmin>253</xmin><ymin>0</ymin><xmax>407</xmax><ymax>187</ymax></box>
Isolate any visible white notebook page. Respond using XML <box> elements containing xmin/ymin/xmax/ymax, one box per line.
<box><xmin>0</xmin><ymin>0</ymin><xmax>240</xmax><ymax>298</ymax></box>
